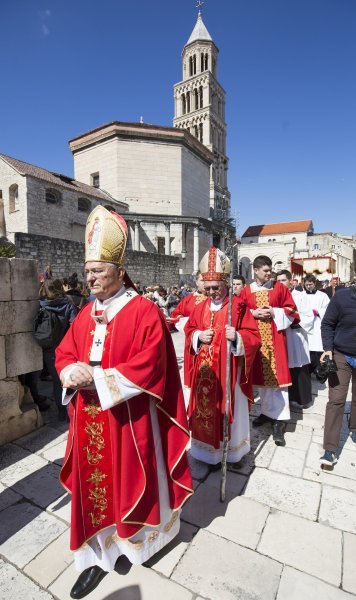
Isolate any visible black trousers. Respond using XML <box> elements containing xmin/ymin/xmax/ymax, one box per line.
<box><xmin>43</xmin><ymin>348</ymin><xmax>66</xmax><ymax>417</ymax></box>
<box><xmin>289</xmin><ymin>364</ymin><xmax>312</xmax><ymax>406</ymax></box>
<box><xmin>323</xmin><ymin>350</ymin><xmax>356</xmax><ymax>452</ymax></box>
<box><xmin>309</xmin><ymin>351</ymin><xmax>323</xmax><ymax>374</ymax></box>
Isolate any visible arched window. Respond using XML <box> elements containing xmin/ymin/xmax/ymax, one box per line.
<box><xmin>181</xmin><ymin>93</ymin><xmax>186</xmax><ymax>115</ymax></box>
<box><xmin>204</xmin><ymin>53</ymin><xmax>209</xmax><ymax>70</ymax></box>
<box><xmin>199</xmin><ymin>123</ymin><xmax>203</xmax><ymax>143</ymax></box>
<box><xmin>200</xmin><ymin>53</ymin><xmax>204</xmax><ymax>72</ymax></box>
<box><xmin>45</xmin><ymin>188</ymin><xmax>61</xmax><ymax>205</ymax></box>
<box><xmin>199</xmin><ymin>86</ymin><xmax>203</xmax><ymax>108</ymax></box>
<box><xmin>194</xmin><ymin>89</ymin><xmax>199</xmax><ymax>110</ymax></box>
<box><xmin>189</xmin><ymin>56</ymin><xmax>193</xmax><ymax>76</ymax></box>
<box><xmin>194</xmin><ymin>125</ymin><xmax>199</xmax><ymax>138</ymax></box>
<box><xmin>9</xmin><ymin>184</ymin><xmax>19</xmax><ymax>213</ymax></box>
<box><xmin>186</xmin><ymin>91</ymin><xmax>191</xmax><ymax>112</ymax></box>
<box><xmin>193</xmin><ymin>54</ymin><xmax>197</xmax><ymax>75</ymax></box>
<box><xmin>78</xmin><ymin>197</ymin><xmax>91</xmax><ymax>212</ymax></box>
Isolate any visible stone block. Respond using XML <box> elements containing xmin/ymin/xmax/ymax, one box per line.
<box><xmin>5</xmin><ymin>332</ymin><xmax>43</xmax><ymax>377</ymax></box>
<box><xmin>0</xmin><ymin>560</ymin><xmax>54</xmax><ymax>600</ymax></box>
<box><xmin>10</xmin><ymin>258</ymin><xmax>39</xmax><ymax>300</ymax></box>
<box><xmin>11</xmin><ymin>462</ymin><xmax>64</xmax><ymax>509</ymax></box>
<box><xmin>343</xmin><ymin>532</ymin><xmax>356</xmax><ymax>594</ymax></box>
<box><xmin>0</xmin><ymin>300</ymin><xmax>39</xmax><ymax>335</ymax></box>
<box><xmin>0</xmin><ymin>502</ymin><xmax>67</xmax><ymax>568</ymax></box>
<box><xmin>0</xmin><ymin>258</ymin><xmax>11</xmax><ymax>301</ymax></box>
<box><xmin>0</xmin><ymin>406</ymin><xmax>41</xmax><ymax>446</ymax></box>
<box><xmin>306</xmin><ymin>441</ymin><xmax>356</xmax><ymax>481</ymax></box>
<box><xmin>205</xmin><ymin>495</ymin><xmax>270</xmax><ymax>550</ymax></box>
<box><xmin>243</xmin><ymin>467</ymin><xmax>321</xmax><ymax>520</ymax></box>
<box><xmin>0</xmin><ymin>482</ymin><xmax>22</xmax><ymax>513</ymax></box>
<box><xmin>269</xmin><ymin>446</ymin><xmax>306</xmax><ymax>477</ymax></box>
<box><xmin>147</xmin><ymin>521</ymin><xmax>198</xmax><ymax>577</ymax></box>
<box><xmin>258</xmin><ymin>510</ymin><xmax>342</xmax><ymax>586</ymax></box>
<box><xmin>319</xmin><ymin>485</ymin><xmax>356</xmax><ymax>534</ymax></box>
<box><xmin>13</xmin><ymin>425</ymin><xmax>67</xmax><ymax>454</ymax></box>
<box><xmin>0</xmin><ymin>378</ymin><xmax>22</xmax><ymax>419</ymax></box>
<box><xmin>303</xmin><ymin>466</ymin><xmax>356</xmax><ymax>493</ymax></box>
<box><xmin>47</xmin><ymin>493</ymin><xmax>71</xmax><ymax>525</ymax></box>
<box><xmin>0</xmin><ymin>443</ymin><xmax>48</xmax><ymax>486</ymax></box>
<box><xmin>171</xmin><ymin>529</ymin><xmax>282</xmax><ymax>600</ymax></box>
<box><xmin>24</xmin><ymin>529</ymin><xmax>73</xmax><ymax>588</ymax></box>
<box><xmin>0</xmin><ymin>336</ymin><xmax>6</xmax><ymax>379</ymax></box>
<box><xmin>277</xmin><ymin>566</ymin><xmax>354</xmax><ymax>600</ymax></box>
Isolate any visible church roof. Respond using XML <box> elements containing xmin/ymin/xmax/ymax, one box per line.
<box><xmin>186</xmin><ymin>12</ymin><xmax>213</xmax><ymax>45</ymax></box>
<box><xmin>0</xmin><ymin>153</ymin><xmax>123</xmax><ymax>204</ymax></box>
<box><xmin>242</xmin><ymin>220</ymin><xmax>313</xmax><ymax>238</ymax></box>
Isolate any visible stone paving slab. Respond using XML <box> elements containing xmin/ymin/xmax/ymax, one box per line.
<box><xmin>187</xmin><ymin>454</ymin><xmax>209</xmax><ymax>480</ymax></box>
<box><xmin>0</xmin><ymin>481</ymin><xmax>23</xmax><ymax>512</ymax></box>
<box><xmin>41</xmin><ymin>439</ymin><xmax>66</xmax><ymax>465</ymax></box>
<box><xmin>47</xmin><ymin>492</ymin><xmax>71</xmax><ymax>524</ymax></box>
<box><xmin>269</xmin><ymin>446</ymin><xmax>306</xmax><ymax>477</ymax></box>
<box><xmin>171</xmin><ymin>529</ymin><xmax>283</xmax><ymax>600</ymax></box>
<box><xmin>205</xmin><ymin>495</ymin><xmax>270</xmax><ymax>550</ymax></box>
<box><xmin>0</xmin><ymin>443</ymin><xmax>49</xmax><ymax>487</ymax></box>
<box><xmin>243</xmin><ymin>467</ymin><xmax>321</xmax><ymax>520</ymax></box>
<box><xmin>147</xmin><ymin>521</ymin><xmax>198</xmax><ymax>577</ymax></box>
<box><xmin>205</xmin><ymin>468</ymin><xmax>247</xmax><ymax>495</ymax></box>
<box><xmin>258</xmin><ymin>510</ymin><xmax>342</xmax><ymax>586</ymax></box>
<box><xmin>11</xmin><ymin>462</ymin><xmax>63</xmax><ymax>509</ymax></box>
<box><xmin>276</xmin><ymin>566</ymin><xmax>354</xmax><ymax>600</ymax></box>
<box><xmin>290</xmin><ymin>410</ymin><xmax>325</xmax><ymax>430</ymax></box>
<box><xmin>0</xmin><ymin>502</ymin><xmax>67</xmax><ymax>568</ymax></box>
<box><xmin>283</xmin><ymin>429</ymin><xmax>312</xmax><ymax>451</ymax></box>
<box><xmin>50</xmin><ymin>562</ymin><xmax>193</xmax><ymax>600</ymax></box>
<box><xmin>0</xmin><ymin>559</ymin><xmax>55</xmax><ymax>600</ymax></box>
<box><xmin>343</xmin><ymin>533</ymin><xmax>356</xmax><ymax>595</ymax></box>
<box><xmin>319</xmin><ymin>485</ymin><xmax>356</xmax><ymax>534</ymax></box>
<box><xmin>303</xmin><ymin>465</ymin><xmax>356</xmax><ymax>493</ymax></box>
<box><xmin>23</xmin><ymin>529</ymin><xmax>73</xmax><ymax>588</ymax></box>
<box><xmin>13</xmin><ymin>425</ymin><xmax>67</xmax><ymax>454</ymax></box>
<box><xmin>182</xmin><ymin>482</ymin><xmax>235</xmax><ymax>529</ymax></box>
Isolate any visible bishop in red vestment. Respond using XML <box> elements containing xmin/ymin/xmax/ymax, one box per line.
<box><xmin>185</xmin><ymin>247</ymin><xmax>260</xmax><ymax>465</ymax></box>
<box><xmin>56</xmin><ymin>206</ymin><xmax>193</xmax><ymax>599</ymax></box>
<box><xmin>238</xmin><ymin>255</ymin><xmax>299</xmax><ymax>445</ymax></box>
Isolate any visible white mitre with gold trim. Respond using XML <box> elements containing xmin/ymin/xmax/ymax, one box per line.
<box><xmin>199</xmin><ymin>246</ymin><xmax>231</xmax><ymax>281</ymax></box>
<box><xmin>85</xmin><ymin>205</ymin><xmax>127</xmax><ymax>265</ymax></box>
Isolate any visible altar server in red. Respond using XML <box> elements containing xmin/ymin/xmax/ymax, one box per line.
<box><xmin>56</xmin><ymin>206</ymin><xmax>193</xmax><ymax>599</ymax></box>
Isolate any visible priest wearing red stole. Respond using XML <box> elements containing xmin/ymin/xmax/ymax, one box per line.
<box><xmin>238</xmin><ymin>255</ymin><xmax>299</xmax><ymax>446</ymax></box>
<box><xmin>185</xmin><ymin>247</ymin><xmax>260</xmax><ymax>466</ymax></box>
<box><xmin>56</xmin><ymin>206</ymin><xmax>193</xmax><ymax>599</ymax></box>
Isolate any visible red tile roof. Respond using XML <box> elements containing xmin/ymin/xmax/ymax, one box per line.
<box><xmin>242</xmin><ymin>220</ymin><xmax>313</xmax><ymax>238</ymax></box>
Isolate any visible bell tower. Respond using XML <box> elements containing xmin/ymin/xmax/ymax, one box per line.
<box><xmin>173</xmin><ymin>7</ymin><xmax>231</xmax><ymax>222</ymax></box>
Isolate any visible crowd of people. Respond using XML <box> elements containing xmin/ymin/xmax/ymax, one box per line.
<box><xmin>26</xmin><ymin>206</ymin><xmax>355</xmax><ymax>599</ymax></box>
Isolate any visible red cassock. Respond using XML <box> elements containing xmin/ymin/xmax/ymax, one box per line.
<box><xmin>238</xmin><ymin>282</ymin><xmax>299</xmax><ymax>388</ymax></box>
<box><xmin>56</xmin><ymin>297</ymin><xmax>193</xmax><ymax>551</ymax></box>
<box><xmin>185</xmin><ymin>296</ymin><xmax>260</xmax><ymax>449</ymax></box>
<box><xmin>170</xmin><ymin>293</ymin><xmax>207</xmax><ymax>387</ymax></box>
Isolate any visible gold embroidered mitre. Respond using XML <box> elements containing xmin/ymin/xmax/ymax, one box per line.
<box><xmin>199</xmin><ymin>246</ymin><xmax>231</xmax><ymax>281</ymax></box>
<box><xmin>85</xmin><ymin>206</ymin><xmax>127</xmax><ymax>265</ymax></box>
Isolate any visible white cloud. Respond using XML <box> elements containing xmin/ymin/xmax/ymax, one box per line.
<box><xmin>42</xmin><ymin>23</ymin><xmax>50</xmax><ymax>36</ymax></box>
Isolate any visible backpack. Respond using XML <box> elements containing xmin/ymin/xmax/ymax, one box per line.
<box><xmin>34</xmin><ymin>308</ymin><xmax>68</xmax><ymax>349</ymax></box>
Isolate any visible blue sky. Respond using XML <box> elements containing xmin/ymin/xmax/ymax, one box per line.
<box><xmin>1</xmin><ymin>0</ymin><xmax>355</xmax><ymax>236</ymax></box>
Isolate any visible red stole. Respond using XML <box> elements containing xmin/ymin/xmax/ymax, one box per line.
<box><xmin>185</xmin><ymin>296</ymin><xmax>260</xmax><ymax>449</ymax></box>
<box><xmin>56</xmin><ymin>297</ymin><xmax>193</xmax><ymax>550</ymax></box>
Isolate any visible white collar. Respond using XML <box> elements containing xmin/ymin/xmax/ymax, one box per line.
<box><xmin>96</xmin><ymin>285</ymin><xmax>126</xmax><ymax>308</ymax></box>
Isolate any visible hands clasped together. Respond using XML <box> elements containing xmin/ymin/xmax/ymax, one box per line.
<box><xmin>61</xmin><ymin>362</ymin><xmax>95</xmax><ymax>390</ymax></box>
<box><xmin>198</xmin><ymin>325</ymin><xmax>237</xmax><ymax>344</ymax></box>
<box><xmin>251</xmin><ymin>306</ymin><xmax>275</xmax><ymax>320</ymax></box>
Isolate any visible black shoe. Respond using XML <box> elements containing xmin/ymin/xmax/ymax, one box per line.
<box><xmin>320</xmin><ymin>451</ymin><xmax>337</xmax><ymax>468</ymax></box>
<box><xmin>70</xmin><ymin>566</ymin><xmax>107</xmax><ymax>599</ymax></box>
<box><xmin>208</xmin><ymin>462</ymin><xmax>222</xmax><ymax>472</ymax></box>
<box><xmin>252</xmin><ymin>414</ymin><xmax>271</xmax><ymax>427</ymax></box>
<box><xmin>272</xmin><ymin>421</ymin><xmax>286</xmax><ymax>446</ymax></box>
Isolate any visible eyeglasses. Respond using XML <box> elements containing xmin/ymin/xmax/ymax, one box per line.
<box><xmin>205</xmin><ymin>285</ymin><xmax>220</xmax><ymax>291</ymax></box>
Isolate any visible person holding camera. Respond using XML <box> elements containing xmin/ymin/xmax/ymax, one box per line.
<box><xmin>320</xmin><ymin>285</ymin><xmax>356</xmax><ymax>467</ymax></box>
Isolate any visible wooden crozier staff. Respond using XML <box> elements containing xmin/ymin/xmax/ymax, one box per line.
<box><xmin>220</xmin><ymin>244</ymin><xmax>235</xmax><ymax>502</ymax></box>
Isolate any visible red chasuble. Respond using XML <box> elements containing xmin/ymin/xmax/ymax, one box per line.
<box><xmin>185</xmin><ymin>296</ymin><xmax>260</xmax><ymax>449</ymax></box>
<box><xmin>238</xmin><ymin>282</ymin><xmax>299</xmax><ymax>388</ymax></box>
<box><xmin>55</xmin><ymin>297</ymin><xmax>193</xmax><ymax>551</ymax></box>
<box><xmin>170</xmin><ymin>293</ymin><xmax>207</xmax><ymax>387</ymax></box>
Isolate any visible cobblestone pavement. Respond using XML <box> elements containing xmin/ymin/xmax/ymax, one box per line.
<box><xmin>1</xmin><ymin>331</ymin><xmax>356</xmax><ymax>599</ymax></box>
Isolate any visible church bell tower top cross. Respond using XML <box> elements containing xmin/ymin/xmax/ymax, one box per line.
<box><xmin>196</xmin><ymin>0</ymin><xmax>204</xmax><ymax>13</ymax></box>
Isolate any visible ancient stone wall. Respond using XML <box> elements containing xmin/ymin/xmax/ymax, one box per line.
<box><xmin>0</xmin><ymin>258</ymin><xmax>43</xmax><ymax>446</ymax></box>
<box><xmin>15</xmin><ymin>233</ymin><xmax>179</xmax><ymax>286</ymax></box>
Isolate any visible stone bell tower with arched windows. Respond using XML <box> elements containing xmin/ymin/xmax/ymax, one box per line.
<box><xmin>173</xmin><ymin>9</ymin><xmax>231</xmax><ymax>223</ymax></box>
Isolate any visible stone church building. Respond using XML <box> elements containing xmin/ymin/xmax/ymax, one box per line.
<box><xmin>0</xmin><ymin>10</ymin><xmax>235</xmax><ymax>280</ymax></box>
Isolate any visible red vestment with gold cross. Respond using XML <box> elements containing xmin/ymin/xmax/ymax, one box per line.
<box><xmin>55</xmin><ymin>296</ymin><xmax>193</xmax><ymax>551</ymax></box>
<box><xmin>185</xmin><ymin>296</ymin><xmax>260</xmax><ymax>450</ymax></box>
<box><xmin>238</xmin><ymin>282</ymin><xmax>299</xmax><ymax>388</ymax></box>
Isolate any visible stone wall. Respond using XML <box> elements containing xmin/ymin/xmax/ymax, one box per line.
<box><xmin>0</xmin><ymin>258</ymin><xmax>43</xmax><ymax>446</ymax></box>
<box><xmin>15</xmin><ymin>233</ymin><xmax>180</xmax><ymax>286</ymax></box>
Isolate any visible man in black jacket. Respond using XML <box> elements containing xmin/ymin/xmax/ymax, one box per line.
<box><xmin>320</xmin><ymin>286</ymin><xmax>356</xmax><ymax>467</ymax></box>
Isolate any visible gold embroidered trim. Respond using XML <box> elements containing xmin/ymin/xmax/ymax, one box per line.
<box><xmin>163</xmin><ymin>511</ymin><xmax>179</xmax><ymax>532</ymax></box>
<box><xmin>148</xmin><ymin>530</ymin><xmax>159</xmax><ymax>542</ymax></box>
<box><xmin>83</xmin><ymin>404</ymin><xmax>102</xmax><ymax>418</ymax></box>
<box><xmin>103</xmin><ymin>370</ymin><xmax>123</xmax><ymax>406</ymax></box>
<box><xmin>105</xmin><ymin>532</ymin><xmax>120</xmax><ymax>550</ymax></box>
<box><xmin>255</xmin><ymin>290</ymin><xmax>278</xmax><ymax>387</ymax></box>
<box><xmin>127</xmin><ymin>538</ymin><xmax>144</xmax><ymax>550</ymax></box>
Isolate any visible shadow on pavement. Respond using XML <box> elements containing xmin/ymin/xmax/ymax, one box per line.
<box><xmin>102</xmin><ymin>586</ymin><xmax>142</xmax><ymax>600</ymax></box>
